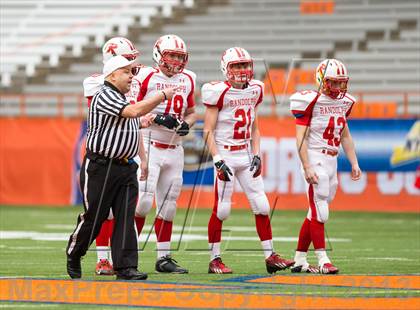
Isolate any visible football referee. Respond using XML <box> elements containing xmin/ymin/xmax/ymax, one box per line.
<box><xmin>66</xmin><ymin>55</ymin><xmax>178</xmax><ymax>280</ymax></box>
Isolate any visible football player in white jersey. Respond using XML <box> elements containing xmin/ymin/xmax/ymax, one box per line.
<box><xmin>82</xmin><ymin>37</ymin><xmax>175</xmax><ymax>276</ymax></box>
<box><xmin>290</xmin><ymin>59</ymin><xmax>362</xmax><ymax>274</ymax></box>
<box><xmin>202</xmin><ymin>47</ymin><xmax>295</xmax><ymax>274</ymax></box>
<box><xmin>134</xmin><ymin>34</ymin><xmax>197</xmax><ymax>274</ymax></box>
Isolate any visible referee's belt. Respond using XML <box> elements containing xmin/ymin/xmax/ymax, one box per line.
<box><xmin>151</xmin><ymin>141</ymin><xmax>178</xmax><ymax>149</ymax></box>
<box><xmin>86</xmin><ymin>150</ymin><xmax>135</xmax><ymax>166</ymax></box>
<box><xmin>223</xmin><ymin>144</ymin><xmax>248</xmax><ymax>151</ymax></box>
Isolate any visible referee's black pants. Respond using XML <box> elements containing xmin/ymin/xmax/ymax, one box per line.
<box><xmin>66</xmin><ymin>155</ymin><xmax>139</xmax><ymax>270</ymax></box>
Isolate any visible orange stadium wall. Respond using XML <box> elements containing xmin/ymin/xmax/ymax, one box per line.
<box><xmin>0</xmin><ymin>118</ymin><xmax>82</xmax><ymax>205</ymax></box>
<box><xmin>0</xmin><ymin>117</ymin><xmax>418</xmax><ymax>212</ymax></box>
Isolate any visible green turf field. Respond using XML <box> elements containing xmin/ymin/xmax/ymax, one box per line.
<box><xmin>0</xmin><ymin>205</ymin><xmax>419</xmax><ymax>309</ymax></box>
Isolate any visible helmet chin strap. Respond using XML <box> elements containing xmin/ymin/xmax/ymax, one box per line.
<box><xmin>227</xmin><ymin>68</ymin><xmax>253</xmax><ymax>85</ymax></box>
<box><xmin>228</xmin><ymin>76</ymin><xmax>248</xmax><ymax>89</ymax></box>
<box><xmin>159</xmin><ymin>61</ymin><xmax>180</xmax><ymax>76</ymax></box>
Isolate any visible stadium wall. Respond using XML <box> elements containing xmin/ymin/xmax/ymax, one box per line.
<box><xmin>0</xmin><ymin>117</ymin><xmax>418</xmax><ymax>212</ymax></box>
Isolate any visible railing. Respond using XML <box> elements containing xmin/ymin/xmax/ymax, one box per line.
<box><xmin>0</xmin><ymin>93</ymin><xmax>86</xmax><ymax>118</ymax></box>
<box><xmin>0</xmin><ymin>91</ymin><xmax>419</xmax><ymax>118</ymax></box>
<box><xmin>351</xmin><ymin>91</ymin><xmax>420</xmax><ymax>118</ymax></box>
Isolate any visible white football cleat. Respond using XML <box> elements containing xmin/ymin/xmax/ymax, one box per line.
<box><xmin>291</xmin><ymin>262</ymin><xmax>320</xmax><ymax>273</ymax></box>
<box><xmin>319</xmin><ymin>263</ymin><xmax>339</xmax><ymax>274</ymax></box>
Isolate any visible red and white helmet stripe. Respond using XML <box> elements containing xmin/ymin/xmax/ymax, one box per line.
<box><xmin>152</xmin><ymin>34</ymin><xmax>188</xmax><ymax>73</ymax></box>
<box><xmin>220</xmin><ymin>47</ymin><xmax>254</xmax><ymax>83</ymax></box>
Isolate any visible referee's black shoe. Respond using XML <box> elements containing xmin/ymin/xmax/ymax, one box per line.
<box><xmin>115</xmin><ymin>268</ymin><xmax>148</xmax><ymax>280</ymax></box>
<box><xmin>67</xmin><ymin>256</ymin><xmax>81</xmax><ymax>279</ymax></box>
<box><xmin>155</xmin><ymin>255</ymin><xmax>189</xmax><ymax>274</ymax></box>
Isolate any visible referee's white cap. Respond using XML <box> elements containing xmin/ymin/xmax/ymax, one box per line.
<box><xmin>103</xmin><ymin>55</ymin><xmax>135</xmax><ymax>77</ymax></box>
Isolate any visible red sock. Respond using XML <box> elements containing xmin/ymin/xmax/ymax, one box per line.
<box><xmin>154</xmin><ymin>218</ymin><xmax>172</xmax><ymax>242</ymax></box>
<box><xmin>208</xmin><ymin>213</ymin><xmax>223</xmax><ymax>243</ymax></box>
<box><xmin>297</xmin><ymin>218</ymin><xmax>312</xmax><ymax>252</ymax></box>
<box><xmin>310</xmin><ymin>219</ymin><xmax>325</xmax><ymax>249</ymax></box>
<box><xmin>255</xmin><ymin>214</ymin><xmax>272</xmax><ymax>241</ymax></box>
<box><xmin>135</xmin><ymin>216</ymin><xmax>145</xmax><ymax>237</ymax></box>
<box><xmin>96</xmin><ymin>219</ymin><xmax>113</xmax><ymax>246</ymax></box>
<box><xmin>308</xmin><ymin>184</ymin><xmax>325</xmax><ymax>249</ymax></box>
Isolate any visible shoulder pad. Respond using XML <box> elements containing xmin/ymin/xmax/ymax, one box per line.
<box><xmin>136</xmin><ymin>66</ymin><xmax>156</xmax><ymax>81</ymax></box>
<box><xmin>182</xmin><ymin>69</ymin><xmax>197</xmax><ymax>81</ymax></box>
<box><xmin>290</xmin><ymin>90</ymin><xmax>319</xmax><ymax>111</ymax></box>
<box><xmin>83</xmin><ymin>74</ymin><xmax>104</xmax><ymax>98</ymax></box>
<box><xmin>249</xmin><ymin>79</ymin><xmax>264</xmax><ymax>89</ymax></box>
<box><xmin>202</xmin><ymin>81</ymin><xmax>229</xmax><ymax>107</ymax></box>
<box><xmin>344</xmin><ymin>92</ymin><xmax>356</xmax><ymax>103</ymax></box>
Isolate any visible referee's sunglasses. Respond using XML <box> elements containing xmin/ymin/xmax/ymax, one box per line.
<box><xmin>131</xmin><ymin>65</ymin><xmax>141</xmax><ymax>76</ymax></box>
<box><xmin>121</xmin><ymin>54</ymin><xmax>141</xmax><ymax>75</ymax></box>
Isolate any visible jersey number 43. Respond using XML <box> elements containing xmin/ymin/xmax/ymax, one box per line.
<box><xmin>323</xmin><ymin>116</ymin><xmax>345</xmax><ymax>146</ymax></box>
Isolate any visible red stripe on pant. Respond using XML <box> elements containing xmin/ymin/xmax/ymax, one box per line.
<box><xmin>255</xmin><ymin>214</ymin><xmax>272</xmax><ymax>241</ymax></box>
<box><xmin>96</xmin><ymin>219</ymin><xmax>114</xmax><ymax>246</ymax></box>
<box><xmin>135</xmin><ymin>216</ymin><xmax>145</xmax><ymax>237</ymax></box>
<box><xmin>309</xmin><ymin>184</ymin><xmax>325</xmax><ymax>249</ymax></box>
<box><xmin>155</xmin><ymin>218</ymin><xmax>173</xmax><ymax>242</ymax></box>
<box><xmin>297</xmin><ymin>217</ymin><xmax>311</xmax><ymax>252</ymax></box>
<box><xmin>208</xmin><ymin>180</ymin><xmax>223</xmax><ymax>243</ymax></box>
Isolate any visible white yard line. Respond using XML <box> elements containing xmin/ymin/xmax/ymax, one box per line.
<box><xmin>0</xmin><ymin>305</ymin><xmax>60</xmax><ymax>308</ymax></box>
<box><xmin>0</xmin><ymin>231</ymin><xmax>352</xmax><ymax>243</ymax></box>
<box><xmin>44</xmin><ymin>224</ymin><xmax>285</xmax><ymax>232</ymax></box>
<box><xmin>364</xmin><ymin>257</ymin><xmax>417</xmax><ymax>261</ymax></box>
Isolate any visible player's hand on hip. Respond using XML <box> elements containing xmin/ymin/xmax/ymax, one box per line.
<box><xmin>215</xmin><ymin>159</ymin><xmax>233</xmax><ymax>182</ymax></box>
<box><xmin>175</xmin><ymin>120</ymin><xmax>190</xmax><ymax>136</ymax></box>
<box><xmin>304</xmin><ymin>166</ymin><xmax>318</xmax><ymax>184</ymax></box>
<box><xmin>249</xmin><ymin>155</ymin><xmax>262</xmax><ymax>178</ymax></box>
<box><xmin>140</xmin><ymin>161</ymin><xmax>148</xmax><ymax>181</ymax></box>
<box><xmin>153</xmin><ymin>114</ymin><xmax>178</xmax><ymax>129</ymax></box>
<box><xmin>351</xmin><ymin>164</ymin><xmax>362</xmax><ymax>181</ymax></box>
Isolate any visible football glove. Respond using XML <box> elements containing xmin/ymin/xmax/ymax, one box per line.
<box><xmin>214</xmin><ymin>160</ymin><xmax>233</xmax><ymax>182</ymax></box>
<box><xmin>153</xmin><ymin>114</ymin><xmax>178</xmax><ymax>130</ymax></box>
<box><xmin>249</xmin><ymin>155</ymin><xmax>262</xmax><ymax>177</ymax></box>
<box><xmin>176</xmin><ymin>120</ymin><xmax>190</xmax><ymax>136</ymax></box>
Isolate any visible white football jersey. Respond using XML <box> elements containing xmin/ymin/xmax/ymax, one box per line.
<box><xmin>83</xmin><ymin>73</ymin><xmax>141</xmax><ymax>104</ymax></box>
<box><xmin>290</xmin><ymin>90</ymin><xmax>356</xmax><ymax>152</ymax></box>
<box><xmin>202</xmin><ymin>80</ymin><xmax>263</xmax><ymax>146</ymax></box>
<box><xmin>136</xmin><ymin>67</ymin><xmax>196</xmax><ymax>145</ymax></box>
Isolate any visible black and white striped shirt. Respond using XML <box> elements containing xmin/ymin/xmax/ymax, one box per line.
<box><xmin>86</xmin><ymin>81</ymin><xmax>139</xmax><ymax>159</ymax></box>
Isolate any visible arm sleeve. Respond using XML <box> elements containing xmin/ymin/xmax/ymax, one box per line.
<box><xmin>185</xmin><ymin>71</ymin><xmax>196</xmax><ymax>108</ymax></box>
<box><xmin>254</xmin><ymin>80</ymin><xmax>264</xmax><ymax>106</ymax></box>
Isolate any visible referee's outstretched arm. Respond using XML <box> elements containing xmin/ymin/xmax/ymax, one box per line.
<box><xmin>122</xmin><ymin>87</ymin><xmax>179</xmax><ymax>118</ymax></box>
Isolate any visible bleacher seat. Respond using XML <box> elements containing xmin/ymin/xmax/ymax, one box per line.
<box><xmin>0</xmin><ymin>0</ymin><xmax>419</xmax><ymax>117</ymax></box>
<box><xmin>0</xmin><ymin>0</ymin><xmax>181</xmax><ymax>87</ymax></box>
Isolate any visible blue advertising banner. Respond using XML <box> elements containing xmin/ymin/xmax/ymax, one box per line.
<box><xmin>339</xmin><ymin>119</ymin><xmax>419</xmax><ymax>172</ymax></box>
